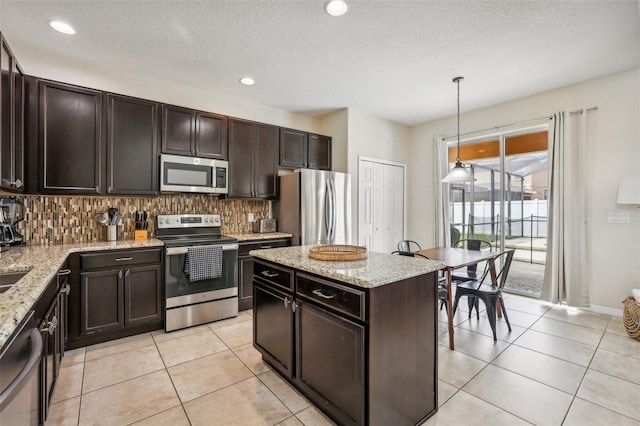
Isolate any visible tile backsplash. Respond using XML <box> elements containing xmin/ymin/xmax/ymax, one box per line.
<box><xmin>6</xmin><ymin>194</ymin><xmax>270</xmax><ymax>245</ymax></box>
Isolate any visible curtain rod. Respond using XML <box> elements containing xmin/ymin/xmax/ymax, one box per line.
<box><xmin>568</xmin><ymin>106</ymin><xmax>598</xmax><ymax>116</ymax></box>
<box><xmin>444</xmin><ymin>115</ymin><xmax>552</xmax><ymax>140</ymax></box>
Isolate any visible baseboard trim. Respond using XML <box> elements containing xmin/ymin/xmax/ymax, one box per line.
<box><xmin>588</xmin><ymin>304</ymin><xmax>622</xmax><ymax>318</ymax></box>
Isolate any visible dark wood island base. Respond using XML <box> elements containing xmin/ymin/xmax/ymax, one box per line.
<box><xmin>250</xmin><ymin>251</ymin><xmax>441</xmax><ymax>426</ymax></box>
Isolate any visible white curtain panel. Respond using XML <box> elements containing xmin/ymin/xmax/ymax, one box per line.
<box><xmin>435</xmin><ymin>138</ymin><xmax>451</xmax><ymax>247</ymax></box>
<box><xmin>542</xmin><ymin>111</ymin><xmax>590</xmax><ymax>306</ymax></box>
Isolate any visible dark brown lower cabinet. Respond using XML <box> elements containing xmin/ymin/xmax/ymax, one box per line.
<box><xmin>67</xmin><ymin>248</ymin><xmax>163</xmax><ymax>349</ymax></box>
<box><xmin>296</xmin><ymin>302</ymin><xmax>365</xmax><ymax>425</ymax></box>
<box><xmin>253</xmin><ymin>258</ymin><xmax>438</xmax><ymax>426</ymax></box>
<box><xmin>238</xmin><ymin>237</ymin><xmax>290</xmax><ymax>311</ymax></box>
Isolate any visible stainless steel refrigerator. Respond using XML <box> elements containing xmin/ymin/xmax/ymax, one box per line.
<box><xmin>275</xmin><ymin>169</ymin><xmax>352</xmax><ymax>246</ymax></box>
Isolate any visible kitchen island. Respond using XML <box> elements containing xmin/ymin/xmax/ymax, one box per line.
<box><xmin>250</xmin><ymin>246</ymin><xmax>445</xmax><ymax>426</ymax></box>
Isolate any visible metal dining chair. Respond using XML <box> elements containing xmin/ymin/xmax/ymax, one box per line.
<box><xmin>451</xmin><ymin>239</ymin><xmax>493</xmax><ymax>282</ymax></box>
<box><xmin>391</xmin><ymin>248</ymin><xmax>448</xmax><ymax>313</ymax></box>
<box><xmin>452</xmin><ymin>249</ymin><xmax>515</xmax><ymax>341</ymax></box>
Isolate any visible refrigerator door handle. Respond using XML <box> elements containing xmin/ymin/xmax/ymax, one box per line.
<box><xmin>324</xmin><ymin>179</ymin><xmax>331</xmax><ymax>243</ymax></box>
<box><xmin>327</xmin><ymin>178</ymin><xmax>336</xmax><ymax>242</ymax></box>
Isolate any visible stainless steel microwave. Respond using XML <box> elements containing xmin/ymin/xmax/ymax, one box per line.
<box><xmin>160</xmin><ymin>154</ymin><xmax>228</xmax><ymax>194</ymax></box>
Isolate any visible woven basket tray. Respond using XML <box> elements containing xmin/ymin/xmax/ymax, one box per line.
<box><xmin>308</xmin><ymin>245</ymin><xmax>367</xmax><ymax>261</ymax></box>
<box><xmin>622</xmin><ymin>296</ymin><xmax>640</xmax><ymax>340</ymax></box>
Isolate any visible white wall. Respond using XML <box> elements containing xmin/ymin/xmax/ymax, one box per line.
<box><xmin>319</xmin><ymin>109</ymin><xmax>348</xmax><ymax>173</ymax></box>
<box><xmin>409</xmin><ymin>68</ymin><xmax>640</xmax><ymax>312</ymax></box>
<box><xmin>17</xmin><ymin>48</ymin><xmax>322</xmax><ymax>133</ymax></box>
<box><xmin>346</xmin><ymin>109</ymin><xmax>411</xmax><ymax>243</ymax></box>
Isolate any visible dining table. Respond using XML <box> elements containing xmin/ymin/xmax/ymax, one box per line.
<box><xmin>416</xmin><ymin>246</ymin><xmax>505</xmax><ymax>350</ymax></box>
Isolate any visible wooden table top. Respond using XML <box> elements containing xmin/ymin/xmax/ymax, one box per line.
<box><xmin>416</xmin><ymin>247</ymin><xmax>503</xmax><ymax>269</ymax></box>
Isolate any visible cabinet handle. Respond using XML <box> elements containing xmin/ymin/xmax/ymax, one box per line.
<box><xmin>291</xmin><ymin>300</ymin><xmax>299</xmax><ymax>313</ymax></box>
<box><xmin>108</xmin><ymin>186</ymin><xmax>113</xmax><ymax>194</ymax></box>
<box><xmin>259</xmin><ymin>245</ymin><xmax>272</xmax><ymax>249</ymax></box>
<box><xmin>312</xmin><ymin>289</ymin><xmax>337</xmax><ymax>300</ymax></box>
<box><xmin>57</xmin><ymin>269</ymin><xmax>72</xmax><ymax>276</ymax></box>
<box><xmin>95</xmin><ymin>185</ymin><xmax>100</xmax><ymax>193</ymax></box>
<box><xmin>118</xmin><ymin>270</ymin><xmax>123</xmax><ymax>279</ymax></box>
<box><xmin>40</xmin><ymin>315</ymin><xmax>58</xmax><ymax>335</ymax></box>
<box><xmin>115</xmin><ymin>257</ymin><xmax>133</xmax><ymax>262</ymax></box>
<box><xmin>261</xmin><ymin>270</ymin><xmax>279</xmax><ymax>278</ymax></box>
<box><xmin>7</xmin><ymin>179</ymin><xmax>22</xmax><ymax>189</ymax></box>
<box><xmin>125</xmin><ymin>269</ymin><xmax>130</xmax><ymax>278</ymax></box>
<box><xmin>284</xmin><ymin>297</ymin><xmax>290</xmax><ymax>309</ymax></box>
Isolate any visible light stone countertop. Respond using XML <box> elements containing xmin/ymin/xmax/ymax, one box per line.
<box><xmin>250</xmin><ymin>245</ymin><xmax>445</xmax><ymax>289</ymax></box>
<box><xmin>0</xmin><ymin>239</ymin><xmax>164</xmax><ymax>349</ymax></box>
<box><xmin>225</xmin><ymin>232</ymin><xmax>292</xmax><ymax>241</ymax></box>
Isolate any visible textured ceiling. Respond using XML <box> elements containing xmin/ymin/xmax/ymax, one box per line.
<box><xmin>1</xmin><ymin>0</ymin><xmax>638</xmax><ymax>126</ymax></box>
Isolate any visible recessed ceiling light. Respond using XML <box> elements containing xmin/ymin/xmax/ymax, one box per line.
<box><xmin>239</xmin><ymin>77</ymin><xmax>255</xmax><ymax>86</ymax></box>
<box><xmin>49</xmin><ymin>21</ymin><xmax>76</xmax><ymax>35</ymax></box>
<box><xmin>325</xmin><ymin>1</ymin><xmax>348</xmax><ymax>17</ymax></box>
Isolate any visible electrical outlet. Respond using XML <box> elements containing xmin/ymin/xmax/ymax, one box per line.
<box><xmin>248</xmin><ymin>213</ymin><xmax>254</xmax><ymax>222</ymax></box>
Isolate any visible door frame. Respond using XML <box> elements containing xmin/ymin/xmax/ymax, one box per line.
<box><xmin>357</xmin><ymin>156</ymin><xmax>407</xmax><ymax>252</ymax></box>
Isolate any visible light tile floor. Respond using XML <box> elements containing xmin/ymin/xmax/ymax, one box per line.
<box><xmin>47</xmin><ymin>294</ymin><xmax>640</xmax><ymax>425</ymax></box>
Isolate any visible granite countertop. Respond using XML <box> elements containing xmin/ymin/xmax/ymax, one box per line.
<box><xmin>250</xmin><ymin>245</ymin><xmax>445</xmax><ymax>289</ymax></box>
<box><xmin>225</xmin><ymin>232</ymin><xmax>292</xmax><ymax>241</ymax></box>
<box><xmin>0</xmin><ymin>239</ymin><xmax>164</xmax><ymax>349</ymax></box>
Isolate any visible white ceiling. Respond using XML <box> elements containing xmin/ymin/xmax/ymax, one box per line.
<box><xmin>1</xmin><ymin>0</ymin><xmax>639</xmax><ymax>126</ymax></box>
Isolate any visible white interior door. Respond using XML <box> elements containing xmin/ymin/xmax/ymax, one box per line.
<box><xmin>358</xmin><ymin>158</ymin><xmax>405</xmax><ymax>253</ymax></box>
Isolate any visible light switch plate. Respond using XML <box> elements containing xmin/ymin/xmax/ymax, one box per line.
<box><xmin>608</xmin><ymin>211</ymin><xmax>630</xmax><ymax>224</ymax></box>
<box><xmin>247</xmin><ymin>213</ymin><xmax>254</xmax><ymax>222</ymax></box>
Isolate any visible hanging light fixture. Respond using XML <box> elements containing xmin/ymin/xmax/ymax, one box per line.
<box><xmin>442</xmin><ymin>76</ymin><xmax>475</xmax><ymax>183</ymax></box>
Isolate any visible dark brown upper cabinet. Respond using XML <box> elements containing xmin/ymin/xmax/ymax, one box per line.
<box><xmin>0</xmin><ymin>33</ymin><xmax>25</xmax><ymax>192</ymax></box>
<box><xmin>279</xmin><ymin>128</ymin><xmax>331</xmax><ymax>171</ymax></box>
<box><xmin>307</xmin><ymin>133</ymin><xmax>331</xmax><ymax>170</ymax></box>
<box><xmin>279</xmin><ymin>128</ymin><xmax>307</xmax><ymax>169</ymax></box>
<box><xmin>228</xmin><ymin>118</ymin><xmax>278</xmax><ymax>199</ymax></box>
<box><xmin>161</xmin><ymin>104</ymin><xmax>227</xmax><ymax>160</ymax></box>
<box><xmin>38</xmin><ymin>80</ymin><xmax>103</xmax><ymax>194</ymax></box>
<box><xmin>106</xmin><ymin>94</ymin><xmax>159</xmax><ymax>195</ymax></box>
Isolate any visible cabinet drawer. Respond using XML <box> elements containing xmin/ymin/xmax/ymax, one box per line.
<box><xmin>239</xmin><ymin>238</ymin><xmax>290</xmax><ymax>256</ymax></box>
<box><xmin>80</xmin><ymin>248</ymin><xmax>161</xmax><ymax>270</ymax></box>
<box><xmin>253</xmin><ymin>260</ymin><xmax>293</xmax><ymax>292</ymax></box>
<box><xmin>297</xmin><ymin>273</ymin><xmax>365</xmax><ymax>322</ymax></box>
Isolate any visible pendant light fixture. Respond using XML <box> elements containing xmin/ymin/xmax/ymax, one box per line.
<box><xmin>442</xmin><ymin>76</ymin><xmax>475</xmax><ymax>183</ymax></box>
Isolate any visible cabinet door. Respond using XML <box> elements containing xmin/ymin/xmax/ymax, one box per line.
<box><xmin>106</xmin><ymin>94</ymin><xmax>159</xmax><ymax>195</ymax></box>
<box><xmin>0</xmin><ymin>40</ymin><xmax>13</xmax><ymax>190</ymax></box>
<box><xmin>296</xmin><ymin>301</ymin><xmax>365</xmax><ymax>426</ymax></box>
<box><xmin>196</xmin><ymin>111</ymin><xmax>227</xmax><ymax>159</ymax></box>
<box><xmin>79</xmin><ymin>269</ymin><xmax>123</xmax><ymax>336</ymax></box>
<box><xmin>39</xmin><ymin>80</ymin><xmax>102</xmax><ymax>194</ymax></box>
<box><xmin>254</xmin><ymin>123</ymin><xmax>279</xmax><ymax>198</ymax></box>
<box><xmin>238</xmin><ymin>255</ymin><xmax>254</xmax><ymax>311</ymax></box>
<box><xmin>253</xmin><ymin>282</ymin><xmax>294</xmax><ymax>378</ymax></box>
<box><xmin>0</xmin><ymin>37</ymin><xmax>23</xmax><ymax>192</ymax></box>
<box><xmin>161</xmin><ymin>104</ymin><xmax>195</xmax><ymax>156</ymax></box>
<box><xmin>228</xmin><ymin>118</ymin><xmax>254</xmax><ymax>197</ymax></box>
<box><xmin>279</xmin><ymin>128</ymin><xmax>307</xmax><ymax>169</ymax></box>
<box><xmin>307</xmin><ymin>134</ymin><xmax>331</xmax><ymax>170</ymax></box>
<box><xmin>124</xmin><ymin>264</ymin><xmax>162</xmax><ymax>326</ymax></box>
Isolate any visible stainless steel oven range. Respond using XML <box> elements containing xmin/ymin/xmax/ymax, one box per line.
<box><xmin>156</xmin><ymin>214</ymin><xmax>238</xmax><ymax>332</ymax></box>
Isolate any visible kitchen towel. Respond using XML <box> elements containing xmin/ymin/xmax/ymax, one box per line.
<box><xmin>184</xmin><ymin>245</ymin><xmax>223</xmax><ymax>282</ymax></box>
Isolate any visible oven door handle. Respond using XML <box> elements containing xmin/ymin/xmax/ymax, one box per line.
<box><xmin>166</xmin><ymin>243</ymin><xmax>239</xmax><ymax>256</ymax></box>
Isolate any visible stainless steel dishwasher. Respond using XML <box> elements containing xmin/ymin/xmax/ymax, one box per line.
<box><xmin>0</xmin><ymin>311</ymin><xmax>42</xmax><ymax>425</ymax></box>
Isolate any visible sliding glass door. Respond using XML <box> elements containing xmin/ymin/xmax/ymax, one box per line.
<box><xmin>447</xmin><ymin>127</ymin><xmax>549</xmax><ymax>297</ymax></box>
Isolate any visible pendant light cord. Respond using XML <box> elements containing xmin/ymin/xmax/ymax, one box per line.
<box><xmin>456</xmin><ymin>78</ymin><xmax>461</xmax><ymax>162</ymax></box>
<box><xmin>453</xmin><ymin>76</ymin><xmax>464</xmax><ymax>163</ymax></box>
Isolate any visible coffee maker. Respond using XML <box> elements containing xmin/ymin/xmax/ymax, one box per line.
<box><xmin>0</xmin><ymin>197</ymin><xmax>25</xmax><ymax>246</ymax></box>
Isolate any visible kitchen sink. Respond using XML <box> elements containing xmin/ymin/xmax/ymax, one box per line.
<box><xmin>0</xmin><ymin>271</ymin><xmax>28</xmax><ymax>294</ymax></box>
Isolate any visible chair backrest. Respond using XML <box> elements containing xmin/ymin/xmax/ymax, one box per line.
<box><xmin>450</xmin><ymin>224</ymin><xmax>461</xmax><ymax>247</ymax></box>
<box><xmin>478</xmin><ymin>249</ymin><xmax>515</xmax><ymax>290</ymax></box>
<box><xmin>397</xmin><ymin>240</ymin><xmax>421</xmax><ymax>252</ymax></box>
<box><xmin>453</xmin><ymin>239</ymin><xmax>492</xmax><ymax>273</ymax></box>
